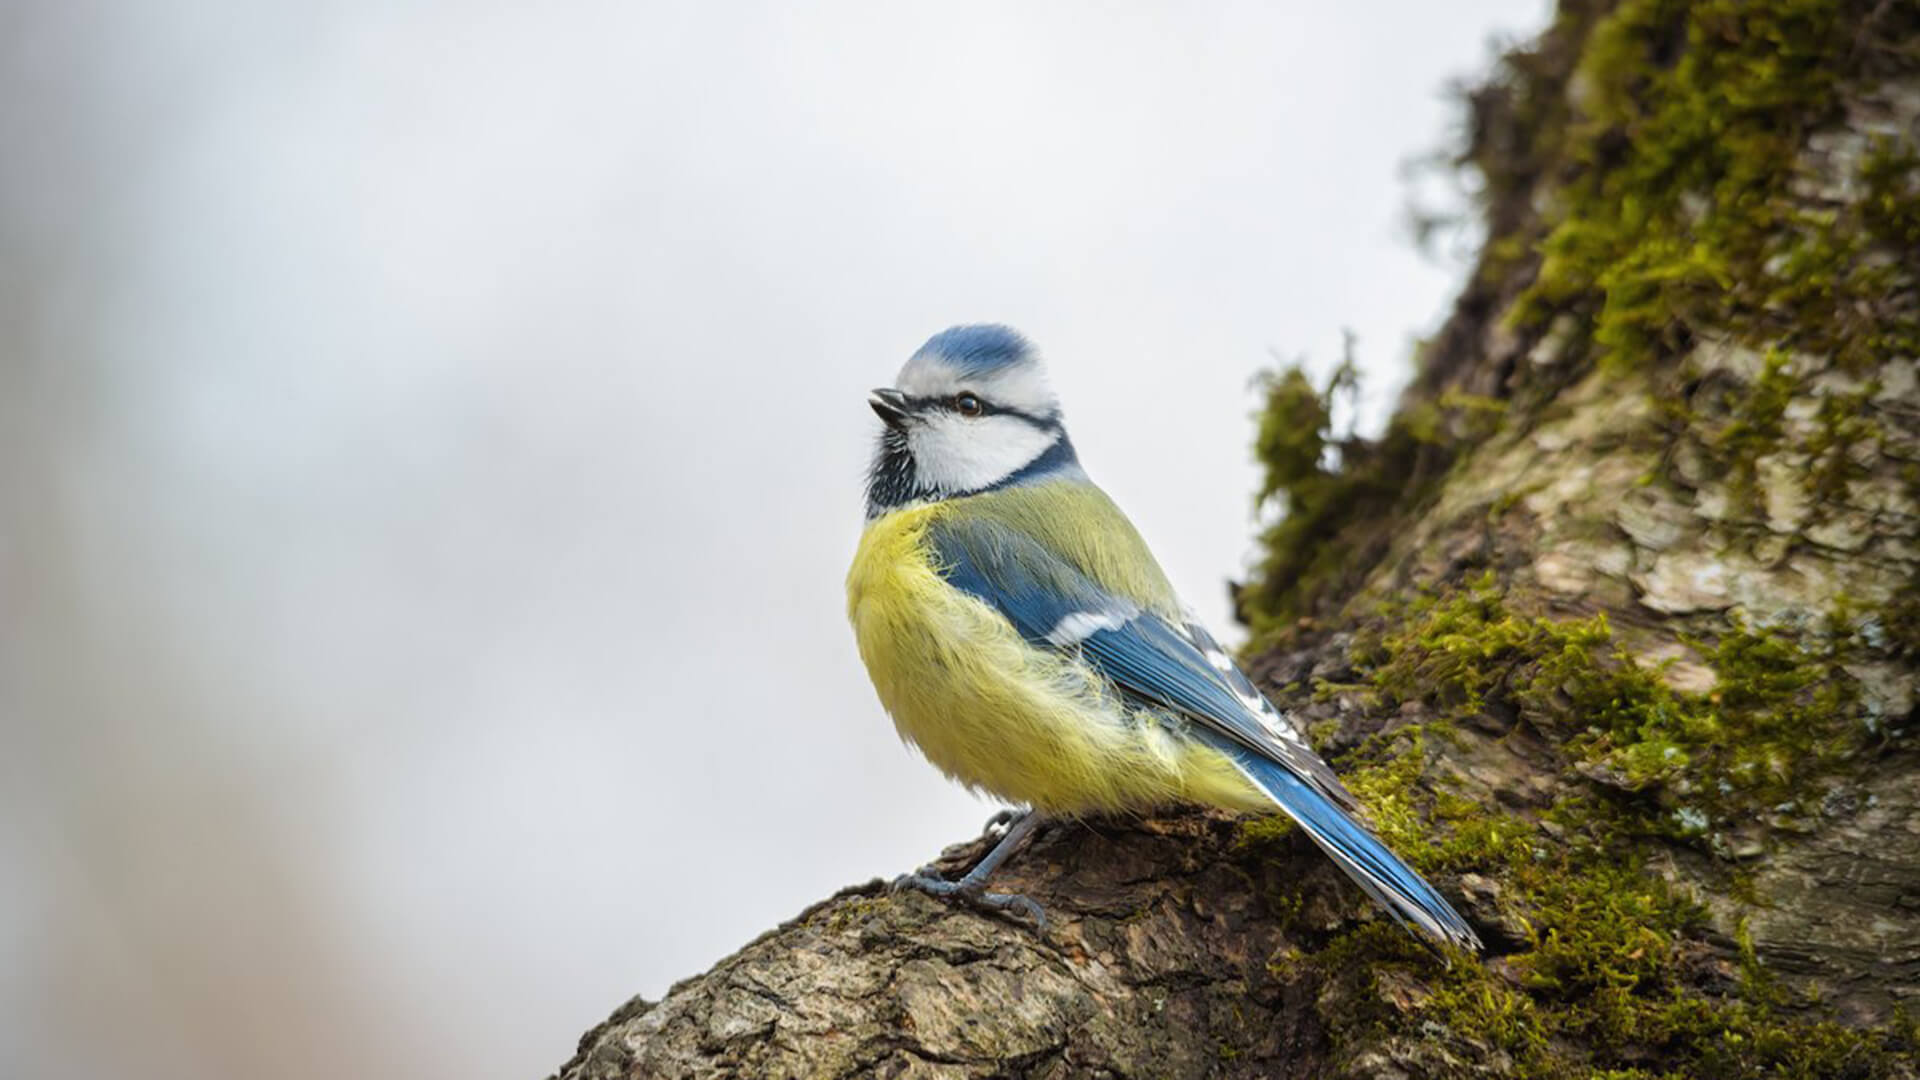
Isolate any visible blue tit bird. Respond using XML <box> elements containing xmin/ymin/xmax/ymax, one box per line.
<box><xmin>845</xmin><ymin>324</ymin><xmax>1481</xmax><ymax>952</ymax></box>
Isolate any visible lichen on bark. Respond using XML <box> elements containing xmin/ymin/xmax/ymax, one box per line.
<box><xmin>556</xmin><ymin>2</ymin><xmax>1920</xmax><ymax>1076</ymax></box>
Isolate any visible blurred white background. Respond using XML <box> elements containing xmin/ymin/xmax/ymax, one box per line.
<box><xmin>0</xmin><ymin>2</ymin><xmax>1547</xmax><ymax>1077</ymax></box>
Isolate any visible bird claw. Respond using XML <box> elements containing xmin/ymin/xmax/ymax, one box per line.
<box><xmin>890</xmin><ymin>871</ymin><xmax>1048</xmax><ymax>931</ymax></box>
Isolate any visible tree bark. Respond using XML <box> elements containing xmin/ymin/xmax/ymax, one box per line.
<box><xmin>556</xmin><ymin>2</ymin><xmax>1920</xmax><ymax>1076</ymax></box>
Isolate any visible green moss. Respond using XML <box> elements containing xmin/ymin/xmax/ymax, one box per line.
<box><xmin>1504</xmin><ymin>0</ymin><xmax>1920</xmax><ymax>376</ymax></box>
<box><xmin>1251</xmin><ymin>367</ymin><xmax>1335</xmax><ymax>506</ymax></box>
<box><xmin>1703</xmin><ymin>347</ymin><xmax>1797</xmax><ymax>497</ymax></box>
<box><xmin>1655</xmin><ymin>338</ymin><xmax>1889</xmax><ymax>519</ymax></box>
<box><xmin>1240</xmin><ymin>576</ymin><xmax>1907</xmax><ymax>1077</ymax></box>
<box><xmin>818</xmin><ymin>895</ymin><xmax>888</xmax><ymax>932</ymax></box>
<box><xmin>1859</xmin><ymin>139</ymin><xmax>1920</xmax><ymax>249</ymax></box>
<box><xmin>1240</xmin><ymin>354</ymin><xmax>1507</xmax><ymax>640</ymax></box>
<box><xmin>1805</xmin><ymin>387</ymin><xmax>1883</xmax><ymax>504</ymax></box>
<box><xmin>1312</xmin><ymin>826</ymin><xmax>1909</xmax><ymax>1078</ymax></box>
<box><xmin>1233</xmin><ymin>812</ymin><xmax>1299</xmax><ymax>850</ymax></box>
<box><xmin>1241</xmin><ymin>348</ymin><xmax>1401</xmax><ymax>635</ymax></box>
<box><xmin>1351</xmin><ymin>574</ymin><xmax>1867</xmax><ymax>842</ymax></box>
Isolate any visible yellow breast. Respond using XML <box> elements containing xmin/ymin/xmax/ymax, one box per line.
<box><xmin>845</xmin><ymin>497</ymin><xmax>1262</xmax><ymax>817</ymax></box>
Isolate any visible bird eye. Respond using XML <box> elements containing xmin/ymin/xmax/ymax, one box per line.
<box><xmin>954</xmin><ymin>392</ymin><xmax>984</xmax><ymax>417</ymax></box>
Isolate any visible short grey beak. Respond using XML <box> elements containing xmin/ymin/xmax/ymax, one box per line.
<box><xmin>868</xmin><ymin>388</ymin><xmax>914</xmax><ymax>428</ymax></box>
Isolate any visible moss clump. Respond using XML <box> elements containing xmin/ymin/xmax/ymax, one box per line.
<box><xmin>1252</xmin><ymin>367</ymin><xmax>1337</xmax><ymax>506</ymax></box>
<box><xmin>1298</xmin><ymin>800</ymin><xmax>1908</xmax><ymax>1080</ymax></box>
<box><xmin>1244</xmin><ymin>577</ymin><xmax>1909</xmax><ymax>1077</ymax></box>
<box><xmin>1700</xmin><ymin>346</ymin><xmax>1797</xmax><ymax>495</ymax></box>
<box><xmin>1240</xmin><ymin>351</ymin><xmax>1505</xmax><ymax>640</ymax></box>
<box><xmin>1356</xmin><ymin>574</ymin><xmax>1868</xmax><ymax>842</ymax></box>
<box><xmin>1657</xmin><ymin>337</ymin><xmax>1889</xmax><ymax>520</ymax></box>
<box><xmin>817</xmin><ymin>895</ymin><xmax>889</xmax><ymax>932</ymax></box>
<box><xmin>1507</xmin><ymin>0</ymin><xmax>1920</xmax><ymax>372</ymax></box>
<box><xmin>1859</xmin><ymin>139</ymin><xmax>1920</xmax><ymax>251</ymax></box>
<box><xmin>1241</xmin><ymin>348</ymin><xmax>1407</xmax><ymax>636</ymax></box>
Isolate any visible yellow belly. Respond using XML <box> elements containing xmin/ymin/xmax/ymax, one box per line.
<box><xmin>846</xmin><ymin>502</ymin><xmax>1265</xmax><ymax>816</ymax></box>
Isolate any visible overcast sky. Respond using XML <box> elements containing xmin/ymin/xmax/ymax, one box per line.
<box><xmin>0</xmin><ymin>3</ymin><xmax>1549</xmax><ymax>1078</ymax></box>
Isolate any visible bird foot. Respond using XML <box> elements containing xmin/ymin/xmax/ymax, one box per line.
<box><xmin>890</xmin><ymin>869</ymin><xmax>1048</xmax><ymax>930</ymax></box>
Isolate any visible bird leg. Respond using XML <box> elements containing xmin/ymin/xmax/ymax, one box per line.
<box><xmin>891</xmin><ymin>809</ymin><xmax>1047</xmax><ymax>929</ymax></box>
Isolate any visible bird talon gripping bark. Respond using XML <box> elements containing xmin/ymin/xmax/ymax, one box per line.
<box><xmin>890</xmin><ymin>870</ymin><xmax>1049</xmax><ymax>930</ymax></box>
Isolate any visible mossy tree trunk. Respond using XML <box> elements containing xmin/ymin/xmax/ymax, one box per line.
<box><xmin>556</xmin><ymin>3</ymin><xmax>1920</xmax><ymax>1077</ymax></box>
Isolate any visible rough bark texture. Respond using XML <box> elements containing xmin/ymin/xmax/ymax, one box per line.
<box><xmin>557</xmin><ymin>2</ymin><xmax>1920</xmax><ymax>1076</ymax></box>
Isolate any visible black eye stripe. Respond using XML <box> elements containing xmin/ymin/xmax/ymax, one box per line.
<box><xmin>898</xmin><ymin>392</ymin><xmax>1058</xmax><ymax>431</ymax></box>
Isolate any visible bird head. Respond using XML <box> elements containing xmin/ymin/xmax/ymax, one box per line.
<box><xmin>864</xmin><ymin>325</ymin><xmax>1079</xmax><ymax>517</ymax></box>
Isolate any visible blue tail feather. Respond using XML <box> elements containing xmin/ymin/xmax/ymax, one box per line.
<box><xmin>1214</xmin><ymin>737</ymin><xmax>1482</xmax><ymax>952</ymax></box>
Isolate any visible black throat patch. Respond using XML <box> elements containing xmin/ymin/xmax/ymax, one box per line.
<box><xmin>864</xmin><ymin>428</ymin><xmax>928</xmax><ymax>518</ymax></box>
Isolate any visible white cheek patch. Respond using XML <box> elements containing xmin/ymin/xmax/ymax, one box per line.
<box><xmin>909</xmin><ymin>413</ymin><xmax>1060</xmax><ymax>494</ymax></box>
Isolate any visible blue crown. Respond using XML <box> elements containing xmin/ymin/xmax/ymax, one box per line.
<box><xmin>914</xmin><ymin>324</ymin><xmax>1032</xmax><ymax>377</ymax></box>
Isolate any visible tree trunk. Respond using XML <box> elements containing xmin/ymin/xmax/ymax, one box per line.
<box><xmin>555</xmin><ymin>2</ymin><xmax>1920</xmax><ymax>1076</ymax></box>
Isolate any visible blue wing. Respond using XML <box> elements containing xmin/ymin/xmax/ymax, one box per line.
<box><xmin>929</xmin><ymin>511</ymin><xmax>1482</xmax><ymax>951</ymax></box>
<box><xmin>929</xmin><ymin>512</ymin><xmax>1353</xmax><ymax>807</ymax></box>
